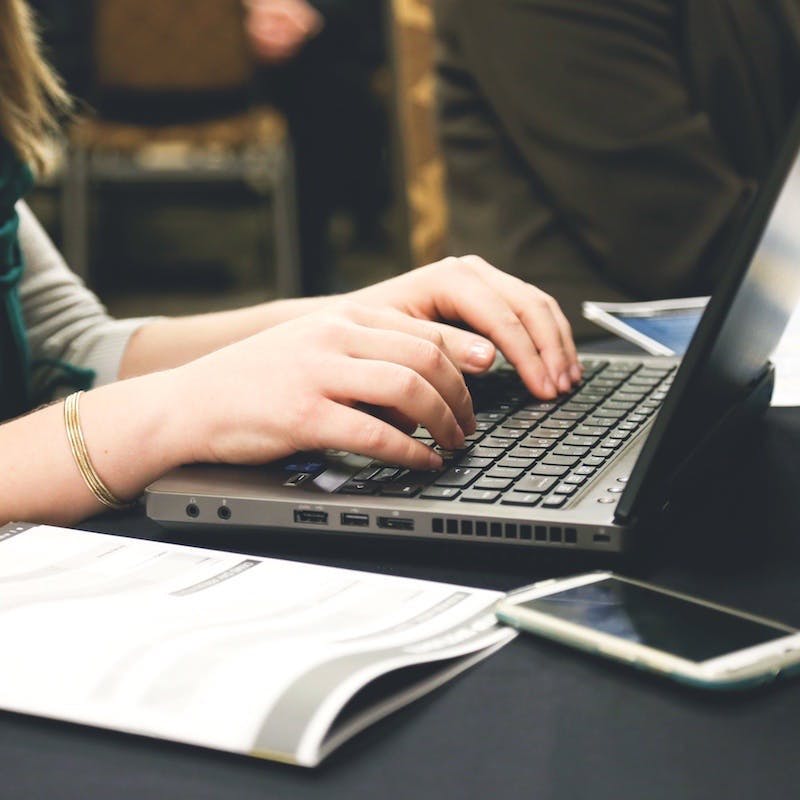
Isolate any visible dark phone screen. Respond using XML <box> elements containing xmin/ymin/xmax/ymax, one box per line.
<box><xmin>518</xmin><ymin>578</ymin><xmax>791</xmax><ymax>662</ymax></box>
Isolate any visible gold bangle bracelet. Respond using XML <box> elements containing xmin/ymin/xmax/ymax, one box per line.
<box><xmin>64</xmin><ymin>391</ymin><xmax>132</xmax><ymax>511</ymax></box>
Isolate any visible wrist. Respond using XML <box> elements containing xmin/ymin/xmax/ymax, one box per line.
<box><xmin>78</xmin><ymin>370</ymin><xmax>198</xmax><ymax>498</ymax></box>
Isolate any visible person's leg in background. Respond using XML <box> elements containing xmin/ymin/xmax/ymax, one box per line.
<box><xmin>434</xmin><ymin>0</ymin><xmax>797</xmax><ymax>339</ymax></box>
<box><xmin>254</xmin><ymin>1</ymin><xmax>388</xmax><ymax>296</ymax></box>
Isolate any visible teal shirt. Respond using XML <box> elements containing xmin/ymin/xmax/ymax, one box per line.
<box><xmin>0</xmin><ymin>140</ymin><xmax>34</xmax><ymax>422</ymax></box>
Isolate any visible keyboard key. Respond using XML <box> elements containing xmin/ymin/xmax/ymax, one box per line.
<box><xmin>553</xmin><ymin>444</ymin><xmax>589</xmax><ymax>457</ymax></box>
<box><xmin>592</xmin><ymin>447</ymin><xmax>614</xmax><ymax>459</ymax></box>
<box><xmin>373</xmin><ymin>467</ymin><xmax>403</xmax><ymax>482</ymax></box>
<box><xmin>542</xmin><ymin>454</ymin><xmax>579</xmax><ymax>467</ymax></box>
<box><xmin>434</xmin><ymin>467</ymin><xmax>481</xmax><ymax>487</ymax></box>
<box><xmin>459</xmin><ymin>489</ymin><xmax>501</xmax><ymax>503</ymax></box>
<box><xmin>352</xmin><ymin>465</ymin><xmax>380</xmax><ymax>481</ymax></box>
<box><xmin>500</xmin><ymin>493</ymin><xmax>542</xmax><ymax>506</ymax></box>
<box><xmin>519</xmin><ymin>436</ymin><xmax>557</xmax><ymax>450</ymax></box>
<box><xmin>497</xmin><ymin>455</ymin><xmax>538</xmax><ymax>469</ymax></box>
<box><xmin>380</xmin><ymin>483</ymin><xmax>421</xmax><ymax>497</ymax></box>
<box><xmin>458</xmin><ymin>456</ymin><xmax>494</xmax><ymax>468</ymax></box>
<box><xmin>507</xmin><ymin>445</ymin><xmax>546</xmax><ymax>460</ymax></box>
<box><xmin>583</xmin><ymin>456</ymin><xmax>605</xmax><ymax>467</ymax></box>
<box><xmin>516</xmin><ymin>475</ymin><xmax>557</xmax><ymax>493</ymax></box>
<box><xmin>420</xmin><ymin>486</ymin><xmax>460</xmax><ymax>500</ymax></box>
<box><xmin>553</xmin><ymin>483</ymin><xmax>577</xmax><ymax>495</ymax></box>
<box><xmin>593</xmin><ymin>409</ymin><xmax>624</xmax><ymax>419</ymax></box>
<box><xmin>551</xmin><ymin>410</ymin><xmax>584</xmax><ymax>421</ymax></box>
<box><xmin>482</xmin><ymin>436</ymin><xmax>514</xmax><ymax>451</ymax></box>
<box><xmin>340</xmin><ymin>480</ymin><xmax>378</xmax><ymax>495</ymax></box>
<box><xmin>522</xmin><ymin>401</ymin><xmax>557</xmax><ymax>412</ymax></box>
<box><xmin>562</xmin><ymin>474</ymin><xmax>587</xmax><ymax>486</ymax></box>
<box><xmin>469</xmin><ymin>445</ymin><xmax>506</xmax><ymax>459</ymax></box>
<box><xmin>575</xmin><ymin>465</ymin><xmax>596</xmax><ymax>476</ymax></box>
<box><xmin>582</xmin><ymin>417</ymin><xmax>614</xmax><ymax>429</ymax></box>
<box><xmin>476</xmin><ymin>411</ymin><xmax>506</xmax><ymax>422</ymax></box>
<box><xmin>563</xmin><ymin>434</ymin><xmax>599</xmax><ymax>447</ymax></box>
<box><xmin>542</xmin><ymin>495</ymin><xmax>568</xmax><ymax>508</ymax></box>
<box><xmin>475</xmin><ymin>477</ymin><xmax>513</xmax><ymax>491</ymax></box>
<box><xmin>501</xmin><ymin>417</ymin><xmax>536</xmax><ymax>430</ymax></box>
<box><xmin>604</xmin><ymin>401</ymin><xmax>635</xmax><ymax>411</ymax></box>
<box><xmin>539</xmin><ymin>418</ymin><xmax>574</xmax><ymax>430</ymax></box>
<box><xmin>492</xmin><ymin>427</ymin><xmax>525</xmax><ymax>440</ymax></box>
<box><xmin>528</xmin><ymin>427</ymin><xmax>563</xmax><ymax>439</ymax></box>
<box><xmin>560</xmin><ymin>402</ymin><xmax>595</xmax><ymax>413</ymax></box>
<box><xmin>603</xmin><ymin>430</ymin><xmax>631</xmax><ymax>447</ymax></box>
<box><xmin>487</xmin><ymin>466</ymin><xmax>525</xmax><ymax>479</ymax></box>
<box><xmin>509</xmin><ymin>410</ymin><xmax>548</xmax><ymax>421</ymax></box>
<box><xmin>531</xmin><ymin>463</ymin><xmax>569</xmax><ymax>477</ymax></box>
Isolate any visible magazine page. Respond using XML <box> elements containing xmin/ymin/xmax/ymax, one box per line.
<box><xmin>0</xmin><ymin>524</ymin><xmax>514</xmax><ymax>767</ymax></box>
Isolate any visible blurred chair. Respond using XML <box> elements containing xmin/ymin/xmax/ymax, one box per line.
<box><xmin>62</xmin><ymin>0</ymin><xmax>300</xmax><ymax>295</ymax></box>
<box><xmin>388</xmin><ymin>0</ymin><xmax>448</xmax><ymax>267</ymax></box>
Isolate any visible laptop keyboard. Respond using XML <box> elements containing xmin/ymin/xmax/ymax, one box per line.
<box><xmin>337</xmin><ymin>360</ymin><xmax>676</xmax><ymax>508</ymax></box>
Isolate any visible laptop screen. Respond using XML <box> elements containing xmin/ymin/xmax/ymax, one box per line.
<box><xmin>616</xmin><ymin>109</ymin><xmax>800</xmax><ymax>524</ymax></box>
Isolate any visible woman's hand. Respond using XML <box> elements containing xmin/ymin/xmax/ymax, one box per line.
<box><xmin>345</xmin><ymin>255</ymin><xmax>581</xmax><ymax>399</ymax></box>
<box><xmin>170</xmin><ymin>305</ymin><xmax>477</xmax><ymax>470</ymax></box>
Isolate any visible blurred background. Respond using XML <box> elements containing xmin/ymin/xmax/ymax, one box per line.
<box><xmin>24</xmin><ymin>0</ymin><xmax>799</xmax><ymax>339</ymax></box>
<box><xmin>26</xmin><ymin>0</ymin><xmax>441</xmax><ymax>319</ymax></box>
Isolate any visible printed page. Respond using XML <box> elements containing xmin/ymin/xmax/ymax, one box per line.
<box><xmin>0</xmin><ymin>525</ymin><xmax>513</xmax><ymax>766</ymax></box>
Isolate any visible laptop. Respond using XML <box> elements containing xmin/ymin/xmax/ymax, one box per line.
<box><xmin>146</xmin><ymin>109</ymin><xmax>800</xmax><ymax>554</ymax></box>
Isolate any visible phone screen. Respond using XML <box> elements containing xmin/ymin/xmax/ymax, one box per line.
<box><xmin>611</xmin><ymin>309</ymin><xmax>702</xmax><ymax>355</ymax></box>
<box><xmin>518</xmin><ymin>578</ymin><xmax>790</xmax><ymax>662</ymax></box>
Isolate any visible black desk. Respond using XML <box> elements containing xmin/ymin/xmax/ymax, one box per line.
<box><xmin>3</xmin><ymin>408</ymin><xmax>800</xmax><ymax>800</ymax></box>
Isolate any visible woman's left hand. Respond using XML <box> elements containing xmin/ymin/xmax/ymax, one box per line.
<box><xmin>344</xmin><ymin>255</ymin><xmax>581</xmax><ymax>399</ymax></box>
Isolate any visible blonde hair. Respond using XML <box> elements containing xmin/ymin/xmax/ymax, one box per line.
<box><xmin>0</xmin><ymin>0</ymin><xmax>70</xmax><ymax>173</ymax></box>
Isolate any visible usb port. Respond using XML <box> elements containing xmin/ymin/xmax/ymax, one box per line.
<box><xmin>294</xmin><ymin>510</ymin><xmax>328</xmax><ymax>525</ymax></box>
<box><xmin>593</xmin><ymin>533</ymin><xmax>611</xmax><ymax>543</ymax></box>
<box><xmin>377</xmin><ymin>516</ymin><xmax>414</xmax><ymax>531</ymax></box>
<box><xmin>341</xmin><ymin>513</ymin><xmax>369</xmax><ymax>527</ymax></box>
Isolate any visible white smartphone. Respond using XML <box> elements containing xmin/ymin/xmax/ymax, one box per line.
<box><xmin>495</xmin><ymin>572</ymin><xmax>800</xmax><ymax>690</ymax></box>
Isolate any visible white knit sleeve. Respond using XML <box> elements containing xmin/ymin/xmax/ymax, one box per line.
<box><xmin>16</xmin><ymin>201</ymin><xmax>159</xmax><ymax>401</ymax></box>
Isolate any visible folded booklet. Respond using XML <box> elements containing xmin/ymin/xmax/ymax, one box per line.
<box><xmin>0</xmin><ymin>523</ymin><xmax>514</xmax><ymax>767</ymax></box>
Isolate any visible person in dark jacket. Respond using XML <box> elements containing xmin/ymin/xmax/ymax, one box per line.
<box><xmin>434</xmin><ymin>0</ymin><xmax>800</xmax><ymax>337</ymax></box>
<box><xmin>247</xmin><ymin>0</ymin><xmax>390</xmax><ymax>295</ymax></box>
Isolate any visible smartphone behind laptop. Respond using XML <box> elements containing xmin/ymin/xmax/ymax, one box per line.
<box><xmin>146</xmin><ymin>106</ymin><xmax>800</xmax><ymax>555</ymax></box>
<box><xmin>495</xmin><ymin>573</ymin><xmax>800</xmax><ymax>690</ymax></box>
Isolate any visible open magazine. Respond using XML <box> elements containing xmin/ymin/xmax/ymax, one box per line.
<box><xmin>582</xmin><ymin>298</ymin><xmax>800</xmax><ymax>406</ymax></box>
<box><xmin>0</xmin><ymin>523</ymin><xmax>514</xmax><ymax>767</ymax></box>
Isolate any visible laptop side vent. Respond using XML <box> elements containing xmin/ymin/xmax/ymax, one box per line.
<box><xmin>431</xmin><ymin>518</ymin><xmax>578</xmax><ymax>545</ymax></box>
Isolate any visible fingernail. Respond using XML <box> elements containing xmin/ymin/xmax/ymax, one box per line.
<box><xmin>558</xmin><ymin>372</ymin><xmax>571</xmax><ymax>393</ymax></box>
<box><xmin>453</xmin><ymin>424</ymin><xmax>466</xmax><ymax>448</ymax></box>
<box><xmin>570</xmin><ymin>364</ymin><xmax>582</xmax><ymax>382</ymax></box>
<box><xmin>468</xmin><ymin>340</ymin><xmax>493</xmax><ymax>367</ymax></box>
<box><xmin>544</xmin><ymin>377</ymin><xmax>557</xmax><ymax>397</ymax></box>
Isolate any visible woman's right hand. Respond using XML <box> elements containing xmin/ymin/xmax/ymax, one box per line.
<box><xmin>167</xmin><ymin>304</ymin><xmax>477</xmax><ymax>471</ymax></box>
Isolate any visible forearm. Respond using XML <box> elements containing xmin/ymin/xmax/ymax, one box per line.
<box><xmin>0</xmin><ymin>371</ymin><xmax>190</xmax><ymax>525</ymax></box>
<box><xmin>119</xmin><ymin>296</ymin><xmax>331</xmax><ymax>378</ymax></box>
